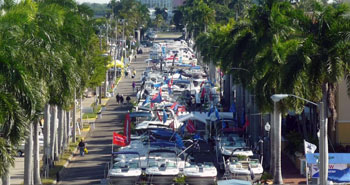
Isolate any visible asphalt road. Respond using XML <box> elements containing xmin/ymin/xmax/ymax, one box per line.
<box><xmin>58</xmin><ymin>49</ymin><xmax>150</xmax><ymax>185</ymax></box>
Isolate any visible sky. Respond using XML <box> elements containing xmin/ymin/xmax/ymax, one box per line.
<box><xmin>76</xmin><ymin>0</ymin><xmax>110</xmax><ymax>4</ymax></box>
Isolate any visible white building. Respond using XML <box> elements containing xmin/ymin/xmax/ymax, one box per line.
<box><xmin>137</xmin><ymin>0</ymin><xmax>174</xmax><ymax>18</ymax></box>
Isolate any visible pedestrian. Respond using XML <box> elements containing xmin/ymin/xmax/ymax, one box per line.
<box><xmin>78</xmin><ymin>139</ymin><xmax>86</xmax><ymax>156</ymax></box>
<box><xmin>132</xmin><ymin>70</ymin><xmax>136</xmax><ymax>79</ymax></box>
<box><xmin>132</xmin><ymin>81</ymin><xmax>136</xmax><ymax>92</ymax></box>
<box><xmin>125</xmin><ymin>70</ymin><xmax>128</xmax><ymax>78</ymax></box>
<box><xmin>116</xmin><ymin>93</ymin><xmax>120</xmax><ymax>104</ymax></box>
<box><xmin>126</xmin><ymin>96</ymin><xmax>131</xmax><ymax>104</ymax></box>
<box><xmin>120</xmin><ymin>95</ymin><xmax>124</xmax><ymax>104</ymax></box>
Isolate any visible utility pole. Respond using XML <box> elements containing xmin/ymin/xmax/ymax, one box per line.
<box><xmin>99</xmin><ymin>28</ymin><xmax>102</xmax><ymax>105</ymax></box>
<box><xmin>114</xmin><ymin>17</ymin><xmax>118</xmax><ymax>82</ymax></box>
<box><xmin>105</xmin><ymin>21</ymin><xmax>109</xmax><ymax>98</ymax></box>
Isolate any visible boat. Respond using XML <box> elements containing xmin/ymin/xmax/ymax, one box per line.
<box><xmin>145</xmin><ymin>149</ymin><xmax>180</xmax><ymax>185</ymax></box>
<box><xmin>225</xmin><ymin>148</ymin><xmax>263</xmax><ymax>182</ymax></box>
<box><xmin>183</xmin><ymin>162</ymin><xmax>217</xmax><ymax>185</ymax></box>
<box><xmin>218</xmin><ymin>133</ymin><xmax>251</xmax><ymax>157</ymax></box>
<box><xmin>107</xmin><ymin>151</ymin><xmax>142</xmax><ymax>185</ymax></box>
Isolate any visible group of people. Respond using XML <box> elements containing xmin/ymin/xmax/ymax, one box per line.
<box><xmin>124</xmin><ymin>67</ymin><xmax>137</xmax><ymax>79</ymax></box>
<box><xmin>116</xmin><ymin>93</ymin><xmax>131</xmax><ymax>105</ymax></box>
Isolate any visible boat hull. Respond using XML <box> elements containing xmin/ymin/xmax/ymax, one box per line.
<box><xmin>146</xmin><ymin>175</ymin><xmax>177</xmax><ymax>185</ymax></box>
<box><xmin>185</xmin><ymin>176</ymin><xmax>216</xmax><ymax>185</ymax></box>
<box><xmin>230</xmin><ymin>172</ymin><xmax>262</xmax><ymax>182</ymax></box>
<box><xmin>108</xmin><ymin>176</ymin><xmax>140</xmax><ymax>185</ymax></box>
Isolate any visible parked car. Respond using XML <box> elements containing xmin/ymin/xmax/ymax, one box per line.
<box><xmin>16</xmin><ymin>134</ymin><xmax>44</xmax><ymax>157</ymax></box>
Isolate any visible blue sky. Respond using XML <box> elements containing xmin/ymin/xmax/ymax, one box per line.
<box><xmin>76</xmin><ymin>0</ymin><xmax>110</xmax><ymax>4</ymax></box>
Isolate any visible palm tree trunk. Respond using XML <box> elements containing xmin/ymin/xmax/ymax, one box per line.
<box><xmin>63</xmin><ymin>111</ymin><xmax>70</xmax><ymax>149</ymax></box>
<box><xmin>269</xmin><ymin>112</ymin><xmax>275</xmax><ymax>174</ymax></box>
<box><xmin>43</xmin><ymin>104</ymin><xmax>51</xmax><ymax>177</ymax></box>
<box><xmin>58</xmin><ymin>107</ymin><xmax>63</xmax><ymax>155</ymax></box>
<box><xmin>50</xmin><ymin>105</ymin><xmax>57</xmax><ymax>162</ymax></box>
<box><xmin>33</xmin><ymin>120</ymin><xmax>42</xmax><ymax>185</ymax></box>
<box><xmin>62</xmin><ymin>110</ymin><xmax>66</xmax><ymax>151</ymax></box>
<box><xmin>24</xmin><ymin>123</ymin><xmax>33</xmax><ymax>185</ymax></box>
<box><xmin>327</xmin><ymin>82</ymin><xmax>337</xmax><ymax>145</ymax></box>
<box><xmin>273</xmin><ymin>102</ymin><xmax>283</xmax><ymax>184</ymax></box>
<box><xmin>1</xmin><ymin>170</ymin><xmax>10</xmax><ymax>185</ymax></box>
<box><xmin>73</xmin><ymin>91</ymin><xmax>77</xmax><ymax>143</ymax></box>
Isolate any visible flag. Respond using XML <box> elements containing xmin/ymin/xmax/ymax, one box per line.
<box><xmin>142</xmin><ymin>96</ymin><xmax>150</xmax><ymax>106</ymax></box>
<box><xmin>207</xmin><ymin>80</ymin><xmax>214</xmax><ymax>87</ymax></box>
<box><xmin>222</xmin><ymin>120</ymin><xmax>227</xmax><ymax>129</ymax></box>
<box><xmin>169</xmin><ymin>121</ymin><xmax>175</xmax><ymax>130</ymax></box>
<box><xmin>242</xmin><ymin>116</ymin><xmax>250</xmax><ymax>130</ymax></box>
<box><xmin>186</xmin><ymin>120</ymin><xmax>196</xmax><ymax>133</ymax></box>
<box><xmin>229</xmin><ymin>102</ymin><xmax>236</xmax><ymax>113</ymax></box>
<box><xmin>177</xmin><ymin>105</ymin><xmax>186</xmax><ymax>113</ymax></box>
<box><xmin>162</xmin><ymin>109</ymin><xmax>168</xmax><ymax>123</ymax></box>
<box><xmin>157</xmin><ymin>111</ymin><xmax>162</xmax><ymax>122</ymax></box>
<box><xmin>200</xmin><ymin>81</ymin><xmax>205</xmax><ymax>88</ymax></box>
<box><xmin>201</xmin><ymin>88</ymin><xmax>206</xmax><ymax>98</ymax></box>
<box><xmin>304</xmin><ymin>140</ymin><xmax>317</xmax><ymax>154</ymax></box>
<box><xmin>168</xmin><ymin>87</ymin><xmax>172</xmax><ymax>95</ymax></box>
<box><xmin>151</xmin><ymin>91</ymin><xmax>162</xmax><ymax>103</ymax></box>
<box><xmin>193</xmin><ymin>132</ymin><xmax>201</xmax><ymax>140</ymax></box>
<box><xmin>179</xmin><ymin>123</ymin><xmax>186</xmax><ymax>135</ymax></box>
<box><xmin>168</xmin><ymin>78</ymin><xmax>173</xmax><ymax>87</ymax></box>
<box><xmin>207</xmin><ymin>105</ymin><xmax>214</xmax><ymax>116</ymax></box>
<box><xmin>113</xmin><ymin>132</ymin><xmax>127</xmax><ymax>146</ymax></box>
<box><xmin>215</xmin><ymin>107</ymin><xmax>220</xmax><ymax>120</ymax></box>
<box><xmin>170</xmin><ymin>102</ymin><xmax>178</xmax><ymax>110</ymax></box>
<box><xmin>123</xmin><ymin>113</ymin><xmax>131</xmax><ymax>145</ymax></box>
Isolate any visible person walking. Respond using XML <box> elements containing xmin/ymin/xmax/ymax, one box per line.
<box><xmin>120</xmin><ymin>95</ymin><xmax>124</xmax><ymax>105</ymax></box>
<box><xmin>132</xmin><ymin>69</ymin><xmax>136</xmax><ymax>79</ymax></box>
<box><xmin>126</xmin><ymin>96</ymin><xmax>131</xmax><ymax>104</ymax></box>
<box><xmin>132</xmin><ymin>81</ymin><xmax>136</xmax><ymax>92</ymax></box>
<box><xmin>116</xmin><ymin>93</ymin><xmax>120</xmax><ymax>104</ymax></box>
<box><xmin>78</xmin><ymin>139</ymin><xmax>86</xmax><ymax>156</ymax></box>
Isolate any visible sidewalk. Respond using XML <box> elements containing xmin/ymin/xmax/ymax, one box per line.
<box><xmin>282</xmin><ymin>153</ymin><xmax>307</xmax><ymax>184</ymax></box>
<box><xmin>57</xmin><ymin>46</ymin><xmax>150</xmax><ymax>185</ymax></box>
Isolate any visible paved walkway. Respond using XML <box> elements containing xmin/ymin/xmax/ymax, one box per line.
<box><xmin>282</xmin><ymin>153</ymin><xmax>307</xmax><ymax>184</ymax></box>
<box><xmin>58</xmin><ymin>49</ymin><xmax>150</xmax><ymax>184</ymax></box>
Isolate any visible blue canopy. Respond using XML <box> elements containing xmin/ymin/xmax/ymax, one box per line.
<box><xmin>149</xmin><ymin>129</ymin><xmax>184</xmax><ymax>148</ymax></box>
<box><xmin>173</xmin><ymin>80</ymin><xmax>190</xmax><ymax>84</ymax></box>
<box><xmin>130</xmin><ymin>112</ymin><xmax>152</xmax><ymax>118</ymax></box>
<box><xmin>190</xmin><ymin>66</ymin><xmax>200</xmax><ymax>70</ymax></box>
<box><xmin>150</xmin><ymin>141</ymin><xmax>177</xmax><ymax>148</ymax></box>
<box><xmin>178</xmin><ymin>64</ymin><xmax>192</xmax><ymax>67</ymax></box>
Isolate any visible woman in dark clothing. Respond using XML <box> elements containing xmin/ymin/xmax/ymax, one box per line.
<box><xmin>120</xmin><ymin>95</ymin><xmax>124</xmax><ymax>104</ymax></box>
<box><xmin>116</xmin><ymin>93</ymin><xmax>120</xmax><ymax>104</ymax></box>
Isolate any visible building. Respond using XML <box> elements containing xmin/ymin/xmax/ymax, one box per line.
<box><xmin>336</xmin><ymin>78</ymin><xmax>350</xmax><ymax>145</ymax></box>
<box><xmin>137</xmin><ymin>0</ymin><xmax>185</xmax><ymax>18</ymax></box>
<box><xmin>137</xmin><ymin>0</ymin><xmax>173</xmax><ymax>12</ymax></box>
<box><xmin>173</xmin><ymin>0</ymin><xmax>185</xmax><ymax>7</ymax></box>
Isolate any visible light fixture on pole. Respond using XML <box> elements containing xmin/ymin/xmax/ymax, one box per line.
<box><xmin>270</xmin><ymin>94</ymin><xmax>327</xmax><ymax>184</ymax></box>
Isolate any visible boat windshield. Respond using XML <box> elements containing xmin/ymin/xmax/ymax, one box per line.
<box><xmin>166</xmin><ymin>161</ymin><xmax>177</xmax><ymax>168</ymax></box>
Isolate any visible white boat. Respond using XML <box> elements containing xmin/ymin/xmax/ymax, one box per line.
<box><xmin>183</xmin><ymin>162</ymin><xmax>217</xmax><ymax>185</ymax></box>
<box><xmin>219</xmin><ymin>134</ymin><xmax>251</xmax><ymax>157</ymax></box>
<box><xmin>145</xmin><ymin>149</ymin><xmax>180</xmax><ymax>185</ymax></box>
<box><xmin>107</xmin><ymin>151</ymin><xmax>142</xmax><ymax>185</ymax></box>
<box><xmin>226</xmin><ymin>148</ymin><xmax>263</xmax><ymax>182</ymax></box>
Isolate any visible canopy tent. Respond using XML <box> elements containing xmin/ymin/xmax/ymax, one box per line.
<box><xmin>107</xmin><ymin>60</ymin><xmax>124</xmax><ymax>69</ymax></box>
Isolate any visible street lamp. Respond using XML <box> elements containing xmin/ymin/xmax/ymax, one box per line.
<box><xmin>271</xmin><ymin>94</ymin><xmax>327</xmax><ymax>185</ymax></box>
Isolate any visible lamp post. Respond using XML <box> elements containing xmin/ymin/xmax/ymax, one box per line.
<box><xmin>271</xmin><ymin>94</ymin><xmax>327</xmax><ymax>184</ymax></box>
